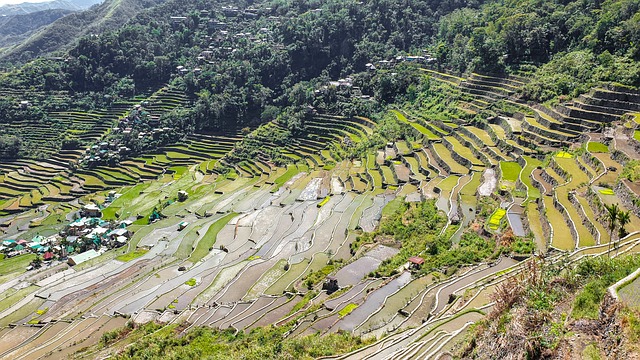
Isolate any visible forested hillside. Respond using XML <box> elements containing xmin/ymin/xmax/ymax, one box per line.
<box><xmin>0</xmin><ymin>9</ymin><xmax>74</xmax><ymax>49</ymax></box>
<box><xmin>1</xmin><ymin>0</ymin><xmax>639</xmax><ymax>159</ymax></box>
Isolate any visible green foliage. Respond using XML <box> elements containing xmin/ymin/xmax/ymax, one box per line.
<box><xmin>338</xmin><ymin>303</ymin><xmax>358</xmax><ymax>317</ymax></box>
<box><xmin>353</xmin><ymin>199</ymin><xmax>496</xmax><ymax>278</ymax></box>
<box><xmin>111</xmin><ymin>322</ymin><xmax>370</xmax><ymax>359</ymax></box>
<box><xmin>510</xmin><ymin>237</ymin><xmax>536</xmax><ymax>254</ymax></box>
<box><xmin>184</xmin><ymin>278</ymin><xmax>196</xmax><ymax>287</ymax></box>
<box><xmin>572</xmin><ymin>255</ymin><xmax>640</xmax><ymax>319</ymax></box>
<box><xmin>0</xmin><ymin>135</ymin><xmax>21</xmax><ymax>159</ymax></box>
<box><xmin>302</xmin><ymin>261</ymin><xmax>342</xmax><ymax>289</ymax></box>
<box><xmin>500</xmin><ymin>162</ymin><xmax>521</xmax><ymax>183</ymax></box>
<box><xmin>587</xmin><ymin>142</ymin><xmax>609</xmax><ymax>153</ymax></box>
<box><xmin>523</xmin><ymin>50</ymin><xmax>640</xmax><ymax>102</ymax></box>
<box><xmin>290</xmin><ymin>291</ymin><xmax>317</xmax><ymax>314</ymax></box>
<box><xmin>477</xmin><ymin>196</ymin><xmax>499</xmax><ymax>218</ymax></box>
<box><xmin>115</xmin><ymin>249</ymin><xmax>148</xmax><ymax>262</ymax></box>
<box><xmin>620</xmin><ymin>307</ymin><xmax>640</xmax><ymax>345</ymax></box>
<box><xmin>621</xmin><ymin>160</ymin><xmax>640</xmax><ymax>182</ymax></box>
<box><xmin>435</xmin><ymin>0</ymin><xmax>640</xmax><ymax>77</ymax></box>
<box><xmin>582</xmin><ymin>343</ymin><xmax>602</xmax><ymax>360</ymax></box>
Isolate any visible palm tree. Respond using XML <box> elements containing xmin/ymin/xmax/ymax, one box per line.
<box><xmin>604</xmin><ymin>203</ymin><xmax>619</xmax><ymax>258</ymax></box>
<box><xmin>616</xmin><ymin>210</ymin><xmax>631</xmax><ymax>256</ymax></box>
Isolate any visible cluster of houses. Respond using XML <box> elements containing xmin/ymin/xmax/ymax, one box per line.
<box><xmin>0</xmin><ymin>201</ymin><xmax>133</xmax><ymax>268</ymax></box>
<box><xmin>368</xmin><ymin>54</ymin><xmax>438</xmax><ymax>70</ymax></box>
<box><xmin>80</xmin><ymin>140</ymin><xmax>131</xmax><ymax>167</ymax></box>
<box><xmin>80</xmin><ymin>103</ymin><xmax>172</xmax><ymax>167</ymax></box>
<box><xmin>172</xmin><ymin>6</ymin><xmax>279</xmax><ymax>77</ymax></box>
<box><xmin>318</xmin><ymin>53</ymin><xmax>437</xmax><ymax>101</ymax></box>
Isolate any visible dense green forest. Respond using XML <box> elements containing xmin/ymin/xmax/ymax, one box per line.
<box><xmin>1</xmin><ymin>0</ymin><xmax>639</xmax><ymax>160</ymax></box>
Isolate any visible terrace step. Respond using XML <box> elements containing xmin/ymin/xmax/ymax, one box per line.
<box><xmin>532</xmin><ymin>105</ymin><xmax>596</xmax><ymax>134</ymax></box>
<box><xmin>469</xmin><ymin>72</ymin><xmax>526</xmax><ymax>88</ymax></box>
<box><xmin>418</xmin><ymin>68</ymin><xmax>465</xmax><ymax>86</ymax></box>
<box><xmin>592</xmin><ymin>88</ymin><xmax>640</xmax><ymax>103</ymax></box>
<box><xmin>556</xmin><ymin>104</ymin><xmax>621</xmax><ymax>123</ymax></box>
<box><xmin>460</xmin><ymin>84</ymin><xmax>508</xmax><ymax>100</ymax></box>
<box><xmin>522</xmin><ymin>117</ymin><xmax>576</xmax><ymax>143</ymax></box>
<box><xmin>573</xmin><ymin>97</ymin><xmax>633</xmax><ymax>115</ymax></box>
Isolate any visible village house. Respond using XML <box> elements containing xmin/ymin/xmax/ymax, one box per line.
<box><xmin>81</xmin><ymin>203</ymin><xmax>101</xmax><ymax>218</ymax></box>
<box><xmin>68</xmin><ymin>249</ymin><xmax>100</xmax><ymax>266</ymax></box>
<box><xmin>407</xmin><ymin>256</ymin><xmax>425</xmax><ymax>271</ymax></box>
<box><xmin>108</xmin><ymin>228</ymin><xmax>130</xmax><ymax>241</ymax></box>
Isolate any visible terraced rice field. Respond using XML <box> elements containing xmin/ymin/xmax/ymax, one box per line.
<box><xmin>432</xmin><ymin>143</ymin><xmax>469</xmax><ymax>175</ymax></box>
<box><xmin>554</xmin><ymin>156</ymin><xmax>595</xmax><ymax>247</ymax></box>
<box><xmin>618</xmin><ymin>274</ymin><xmax>640</xmax><ymax>309</ymax></box>
<box><xmin>543</xmin><ymin>196</ymin><xmax>575</xmax><ymax>250</ymax></box>
<box><xmin>1</xmin><ymin>75</ymin><xmax>639</xmax><ymax>360</ymax></box>
<box><xmin>521</xmin><ymin>156</ymin><xmax>542</xmax><ymax>199</ymax></box>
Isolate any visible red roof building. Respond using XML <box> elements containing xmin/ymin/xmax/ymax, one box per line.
<box><xmin>408</xmin><ymin>256</ymin><xmax>425</xmax><ymax>270</ymax></box>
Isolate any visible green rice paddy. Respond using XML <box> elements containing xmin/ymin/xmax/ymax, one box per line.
<box><xmin>116</xmin><ymin>249</ymin><xmax>148</xmax><ymax>262</ymax></box>
<box><xmin>587</xmin><ymin>142</ymin><xmax>609</xmax><ymax>153</ymax></box>
<box><xmin>338</xmin><ymin>303</ymin><xmax>358</xmax><ymax>317</ymax></box>
<box><xmin>500</xmin><ymin>161</ymin><xmax>521</xmax><ymax>183</ymax></box>
<box><xmin>488</xmin><ymin>208</ymin><xmax>506</xmax><ymax>230</ymax></box>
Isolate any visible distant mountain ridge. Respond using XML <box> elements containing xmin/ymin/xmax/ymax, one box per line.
<box><xmin>0</xmin><ymin>8</ymin><xmax>74</xmax><ymax>48</ymax></box>
<box><xmin>0</xmin><ymin>0</ymin><xmax>165</xmax><ymax>62</ymax></box>
<box><xmin>0</xmin><ymin>0</ymin><xmax>102</xmax><ymax>16</ymax></box>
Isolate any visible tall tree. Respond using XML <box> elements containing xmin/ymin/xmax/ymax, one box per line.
<box><xmin>616</xmin><ymin>209</ymin><xmax>631</xmax><ymax>255</ymax></box>
<box><xmin>604</xmin><ymin>203</ymin><xmax>619</xmax><ymax>258</ymax></box>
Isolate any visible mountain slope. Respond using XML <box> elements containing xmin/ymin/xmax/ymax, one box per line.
<box><xmin>0</xmin><ymin>0</ymin><xmax>164</xmax><ymax>62</ymax></box>
<box><xmin>0</xmin><ymin>9</ymin><xmax>74</xmax><ymax>49</ymax></box>
<box><xmin>0</xmin><ymin>0</ymin><xmax>101</xmax><ymax>16</ymax></box>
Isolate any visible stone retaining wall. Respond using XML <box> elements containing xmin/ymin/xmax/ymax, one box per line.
<box><xmin>495</xmin><ymin>117</ymin><xmax>515</xmax><ymax>136</ymax></box>
<box><xmin>537</xmin><ymin>198</ymin><xmax>552</xmax><ymax>246</ymax></box>
<box><xmin>575</xmin><ymin>96</ymin><xmax>633</xmax><ymax>114</ymax></box>
<box><xmin>568</xmin><ymin>191</ymin><xmax>600</xmax><ymax>244</ymax></box>
<box><xmin>582</xmin><ymin>152</ymin><xmax>604</xmax><ymax>174</ymax></box>
<box><xmin>531</xmin><ymin>104</ymin><xmax>563</xmax><ymax>127</ymax></box>
<box><xmin>530</xmin><ymin>171</ymin><xmax>547</xmax><ymax>196</ymax></box>
<box><xmin>556</xmin><ymin>104</ymin><xmax>619</xmax><ymax>123</ymax></box>
<box><xmin>451</xmin><ymin>130</ymin><xmax>492</xmax><ymax>167</ymax></box>
<box><xmin>553</xmin><ymin>192</ymin><xmax>579</xmax><ymax>246</ymax></box>
<box><xmin>611</xmin><ymin>149</ymin><xmax>630</xmax><ymax>166</ymax></box>
<box><xmin>575</xmin><ymin>159</ymin><xmax>594</xmax><ymax>181</ymax></box>
<box><xmin>521</xmin><ymin>121</ymin><xmax>569</xmax><ymax>144</ymax></box>
<box><xmin>428</xmin><ymin>142</ymin><xmax>454</xmax><ymax>175</ymax></box>
<box><xmin>549</xmin><ymin>158</ymin><xmax>570</xmax><ymax>183</ymax></box>
<box><xmin>540</xmin><ymin>169</ymin><xmax>559</xmax><ymax>188</ymax></box>
<box><xmin>595</xmin><ymin>86</ymin><xmax>640</xmax><ymax>102</ymax></box>
<box><xmin>615</xmin><ymin>180</ymin><xmax>640</xmax><ymax>217</ymax></box>
<box><xmin>579</xmin><ymin>93</ymin><xmax>640</xmax><ymax>112</ymax></box>
<box><xmin>441</xmin><ymin>137</ymin><xmax>473</xmax><ymax>169</ymax></box>
<box><xmin>419</xmin><ymin>149</ymin><xmax>442</xmax><ymax>176</ymax></box>
<box><xmin>482</xmin><ymin>122</ymin><xmax>501</xmax><ymax>144</ymax></box>
<box><xmin>434</xmin><ymin>120</ymin><xmax>457</xmax><ymax>133</ymax></box>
